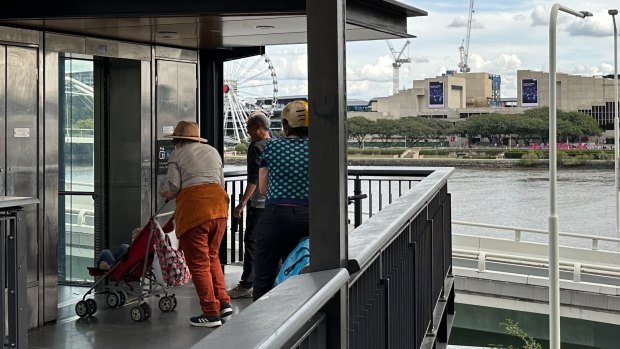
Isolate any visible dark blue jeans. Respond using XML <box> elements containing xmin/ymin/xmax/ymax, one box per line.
<box><xmin>96</xmin><ymin>244</ymin><xmax>129</xmax><ymax>267</ymax></box>
<box><xmin>253</xmin><ymin>205</ymin><xmax>309</xmax><ymax>301</ymax></box>
<box><xmin>240</xmin><ymin>205</ymin><xmax>263</xmax><ymax>288</ymax></box>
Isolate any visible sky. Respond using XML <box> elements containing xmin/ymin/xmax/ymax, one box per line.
<box><xmin>260</xmin><ymin>0</ymin><xmax>620</xmax><ymax>101</ymax></box>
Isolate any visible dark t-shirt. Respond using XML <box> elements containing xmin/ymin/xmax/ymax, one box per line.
<box><xmin>248</xmin><ymin>138</ymin><xmax>267</xmax><ymax>208</ymax></box>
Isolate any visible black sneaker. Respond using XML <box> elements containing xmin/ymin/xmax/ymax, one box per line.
<box><xmin>220</xmin><ymin>303</ymin><xmax>233</xmax><ymax>322</ymax></box>
<box><xmin>189</xmin><ymin>314</ymin><xmax>222</xmax><ymax>327</ymax></box>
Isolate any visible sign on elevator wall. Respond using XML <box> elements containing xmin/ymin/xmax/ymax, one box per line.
<box><xmin>13</xmin><ymin>128</ymin><xmax>30</xmax><ymax>138</ymax></box>
<box><xmin>428</xmin><ymin>81</ymin><xmax>444</xmax><ymax>109</ymax></box>
<box><xmin>157</xmin><ymin>139</ymin><xmax>175</xmax><ymax>175</ymax></box>
<box><xmin>521</xmin><ymin>79</ymin><xmax>538</xmax><ymax>106</ymax></box>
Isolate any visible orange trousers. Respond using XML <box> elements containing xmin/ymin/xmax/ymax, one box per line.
<box><xmin>179</xmin><ymin>218</ymin><xmax>230</xmax><ymax>316</ymax></box>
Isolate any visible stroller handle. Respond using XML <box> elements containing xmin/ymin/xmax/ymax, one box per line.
<box><xmin>155</xmin><ymin>211</ymin><xmax>174</xmax><ymax>219</ymax></box>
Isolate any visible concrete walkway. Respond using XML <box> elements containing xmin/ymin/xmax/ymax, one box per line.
<box><xmin>28</xmin><ymin>265</ymin><xmax>251</xmax><ymax>349</ymax></box>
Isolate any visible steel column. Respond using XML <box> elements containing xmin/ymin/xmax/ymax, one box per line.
<box><xmin>307</xmin><ymin>0</ymin><xmax>348</xmax><ymax>347</ymax></box>
<box><xmin>198</xmin><ymin>52</ymin><xmax>224</xmax><ymax>157</ymax></box>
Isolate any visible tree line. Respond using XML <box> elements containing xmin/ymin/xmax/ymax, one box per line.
<box><xmin>347</xmin><ymin>107</ymin><xmax>603</xmax><ymax>147</ymax></box>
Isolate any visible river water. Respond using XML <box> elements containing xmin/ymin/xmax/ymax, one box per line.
<box><xmin>227</xmin><ymin>164</ymin><xmax>616</xmax><ymax>249</ymax></box>
<box><xmin>449</xmin><ymin>167</ymin><xmax>616</xmax><ymax>251</ymax></box>
<box><xmin>69</xmin><ymin>164</ymin><xmax>617</xmax><ymax>251</ymax></box>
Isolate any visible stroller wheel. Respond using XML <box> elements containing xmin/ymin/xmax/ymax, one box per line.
<box><xmin>170</xmin><ymin>295</ymin><xmax>177</xmax><ymax>311</ymax></box>
<box><xmin>158</xmin><ymin>296</ymin><xmax>174</xmax><ymax>312</ymax></box>
<box><xmin>117</xmin><ymin>291</ymin><xmax>127</xmax><ymax>306</ymax></box>
<box><xmin>140</xmin><ymin>302</ymin><xmax>152</xmax><ymax>319</ymax></box>
<box><xmin>106</xmin><ymin>292</ymin><xmax>121</xmax><ymax>309</ymax></box>
<box><xmin>75</xmin><ymin>300</ymin><xmax>90</xmax><ymax>318</ymax></box>
<box><xmin>86</xmin><ymin>299</ymin><xmax>98</xmax><ymax>315</ymax></box>
<box><xmin>130</xmin><ymin>306</ymin><xmax>145</xmax><ymax>322</ymax></box>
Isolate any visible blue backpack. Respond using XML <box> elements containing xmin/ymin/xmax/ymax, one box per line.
<box><xmin>274</xmin><ymin>238</ymin><xmax>310</xmax><ymax>286</ymax></box>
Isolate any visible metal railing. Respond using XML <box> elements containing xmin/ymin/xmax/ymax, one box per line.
<box><xmin>221</xmin><ymin>166</ymin><xmax>429</xmax><ymax>264</ymax></box>
<box><xmin>64</xmin><ymin>128</ymin><xmax>94</xmax><ymax>139</ymax></box>
<box><xmin>452</xmin><ymin>220</ymin><xmax>620</xmax><ymax>288</ymax></box>
<box><xmin>347</xmin><ymin>167</ymin><xmax>454</xmax><ymax>348</ymax></box>
<box><xmin>216</xmin><ymin>166</ymin><xmax>455</xmax><ymax>348</ymax></box>
<box><xmin>453</xmin><ymin>248</ymin><xmax>620</xmax><ymax>284</ymax></box>
<box><xmin>453</xmin><ymin>220</ymin><xmax>620</xmax><ymax>251</ymax></box>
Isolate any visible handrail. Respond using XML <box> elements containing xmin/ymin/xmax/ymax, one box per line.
<box><xmin>197</xmin><ymin>268</ymin><xmax>349</xmax><ymax>349</ymax></box>
<box><xmin>454</xmin><ymin>248</ymin><xmax>620</xmax><ymax>274</ymax></box>
<box><xmin>453</xmin><ymin>248</ymin><xmax>620</xmax><ymax>282</ymax></box>
<box><xmin>219</xmin><ymin>166</ymin><xmax>455</xmax><ymax>348</ymax></box>
<box><xmin>347</xmin><ymin>166</ymin><xmax>439</xmax><ymax>177</ymax></box>
<box><xmin>348</xmin><ymin>167</ymin><xmax>453</xmax><ymax>275</ymax></box>
<box><xmin>453</xmin><ymin>220</ymin><xmax>620</xmax><ymax>250</ymax></box>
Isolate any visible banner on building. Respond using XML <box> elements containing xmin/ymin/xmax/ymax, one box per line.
<box><xmin>521</xmin><ymin>79</ymin><xmax>538</xmax><ymax>106</ymax></box>
<box><xmin>428</xmin><ymin>81</ymin><xmax>444</xmax><ymax>109</ymax></box>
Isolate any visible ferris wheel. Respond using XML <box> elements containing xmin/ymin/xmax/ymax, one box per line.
<box><xmin>223</xmin><ymin>54</ymin><xmax>278</xmax><ymax>145</ymax></box>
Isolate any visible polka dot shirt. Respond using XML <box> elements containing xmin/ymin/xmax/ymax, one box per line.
<box><xmin>260</xmin><ymin>137</ymin><xmax>309</xmax><ymax>206</ymax></box>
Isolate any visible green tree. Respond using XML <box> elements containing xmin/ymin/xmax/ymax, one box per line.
<box><xmin>400</xmin><ymin>117</ymin><xmax>433</xmax><ymax>145</ymax></box>
<box><xmin>490</xmin><ymin>319</ymin><xmax>542</xmax><ymax>349</ymax></box>
<box><xmin>74</xmin><ymin>118</ymin><xmax>94</xmax><ymax>129</ymax></box>
<box><xmin>347</xmin><ymin>116</ymin><xmax>375</xmax><ymax>148</ymax></box>
<box><xmin>372</xmin><ymin>119</ymin><xmax>400</xmax><ymax>147</ymax></box>
<box><xmin>234</xmin><ymin>143</ymin><xmax>248</xmax><ymax>153</ymax></box>
<box><xmin>399</xmin><ymin>117</ymin><xmax>451</xmax><ymax>146</ymax></box>
<box><xmin>558</xmin><ymin>110</ymin><xmax>603</xmax><ymax>142</ymax></box>
<box><xmin>463</xmin><ymin>113</ymin><xmax>511</xmax><ymax>146</ymax></box>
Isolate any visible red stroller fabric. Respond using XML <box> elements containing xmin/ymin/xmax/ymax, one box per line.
<box><xmin>105</xmin><ymin>218</ymin><xmax>175</xmax><ymax>282</ymax></box>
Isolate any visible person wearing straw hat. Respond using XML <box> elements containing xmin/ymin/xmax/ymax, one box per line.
<box><xmin>159</xmin><ymin>120</ymin><xmax>232</xmax><ymax>328</ymax></box>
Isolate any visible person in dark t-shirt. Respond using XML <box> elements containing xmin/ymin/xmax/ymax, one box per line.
<box><xmin>228</xmin><ymin>111</ymin><xmax>271</xmax><ymax>299</ymax></box>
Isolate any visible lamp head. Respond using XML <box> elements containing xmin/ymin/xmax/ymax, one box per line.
<box><xmin>580</xmin><ymin>11</ymin><xmax>593</xmax><ymax>17</ymax></box>
<box><xmin>610</xmin><ymin>9</ymin><xmax>619</xmax><ymax>16</ymax></box>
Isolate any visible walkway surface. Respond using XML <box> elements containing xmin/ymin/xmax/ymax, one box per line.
<box><xmin>28</xmin><ymin>265</ymin><xmax>251</xmax><ymax>349</ymax></box>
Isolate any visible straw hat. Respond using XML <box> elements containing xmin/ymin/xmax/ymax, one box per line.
<box><xmin>164</xmin><ymin>121</ymin><xmax>208</xmax><ymax>143</ymax></box>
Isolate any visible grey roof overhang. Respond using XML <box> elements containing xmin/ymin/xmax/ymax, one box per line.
<box><xmin>0</xmin><ymin>0</ymin><xmax>427</xmax><ymax>50</ymax></box>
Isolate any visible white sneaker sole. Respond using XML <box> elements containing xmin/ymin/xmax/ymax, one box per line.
<box><xmin>220</xmin><ymin>310</ymin><xmax>233</xmax><ymax>322</ymax></box>
<box><xmin>190</xmin><ymin>319</ymin><xmax>222</xmax><ymax>327</ymax></box>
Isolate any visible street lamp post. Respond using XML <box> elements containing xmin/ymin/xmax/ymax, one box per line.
<box><xmin>548</xmin><ymin>4</ymin><xmax>592</xmax><ymax>349</ymax></box>
<box><xmin>610</xmin><ymin>9</ymin><xmax>619</xmax><ymax>251</ymax></box>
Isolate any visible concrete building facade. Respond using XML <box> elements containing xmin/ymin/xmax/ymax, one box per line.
<box><xmin>369</xmin><ymin>70</ymin><xmax>619</xmax><ymax>134</ymax></box>
<box><xmin>517</xmin><ymin>70</ymin><xmax>618</xmax><ymax>130</ymax></box>
<box><xmin>371</xmin><ymin>72</ymin><xmax>514</xmax><ymax>120</ymax></box>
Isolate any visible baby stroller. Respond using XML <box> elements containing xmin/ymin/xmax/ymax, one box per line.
<box><xmin>75</xmin><ymin>210</ymin><xmax>180</xmax><ymax>322</ymax></box>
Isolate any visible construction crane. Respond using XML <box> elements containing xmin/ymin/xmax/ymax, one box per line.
<box><xmin>387</xmin><ymin>40</ymin><xmax>411</xmax><ymax>95</ymax></box>
<box><xmin>458</xmin><ymin>0</ymin><xmax>475</xmax><ymax>73</ymax></box>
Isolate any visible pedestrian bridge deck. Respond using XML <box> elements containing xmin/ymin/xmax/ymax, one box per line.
<box><xmin>28</xmin><ymin>265</ymin><xmax>251</xmax><ymax>349</ymax></box>
<box><xmin>452</xmin><ymin>221</ymin><xmax>620</xmax><ymax>325</ymax></box>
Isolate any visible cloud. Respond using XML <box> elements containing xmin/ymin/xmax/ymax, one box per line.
<box><xmin>347</xmin><ymin>80</ymin><xmax>392</xmax><ymax>99</ymax></box>
<box><xmin>275</xmin><ymin>81</ymin><xmax>308</xmax><ymax>97</ymax></box>
<box><xmin>412</xmin><ymin>56</ymin><xmax>430</xmax><ymax>63</ymax></box>
<box><xmin>357</xmin><ymin>55</ymin><xmax>395</xmax><ymax>82</ymax></box>
<box><xmin>447</xmin><ymin>15</ymin><xmax>484</xmax><ymax>29</ymax></box>
<box><xmin>466</xmin><ymin>53</ymin><xmax>522</xmax><ymax>74</ymax></box>
<box><xmin>570</xmin><ymin>63</ymin><xmax>614</xmax><ymax>76</ymax></box>
<box><xmin>530</xmin><ymin>5</ymin><xmax>548</xmax><ymax>26</ymax></box>
<box><xmin>266</xmin><ymin>45</ymin><xmax>308</xmax><ymax>80</ymax></box>
<box><xmin>513</xmin><ymin>14</ymin><xmax>527</xmax><ymax>22</ymax></box>
<box><xmin>565</xmin><ymin>14</ymin><xmax>613</xmax><ymax>37</ymax></box>
<box><xmin>460</xmin><ymin>53</ymin><xmax>523</xmax><ymax>97</ymax></box>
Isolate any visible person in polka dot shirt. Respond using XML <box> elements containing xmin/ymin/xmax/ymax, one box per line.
<box><xmin>252</xmin><ymin>100</ymin><xmax>310</xmax><ymax>301</ymax></box>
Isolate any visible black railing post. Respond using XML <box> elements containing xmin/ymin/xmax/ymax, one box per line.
<box><xmin>354</xmin><ymin>176</ymin><xmax>362</xmax><ymax>228</ymax></box>
<box><xmin>380</xmin><ymin>278</ymin><xmax>391</xmax><ymax>349</ymax></box>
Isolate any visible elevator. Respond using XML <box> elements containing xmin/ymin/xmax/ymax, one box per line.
<box><xmin>0</xmin><ymin>26</ymin><xmax>199</xmax><ymax>330</ymax></box>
